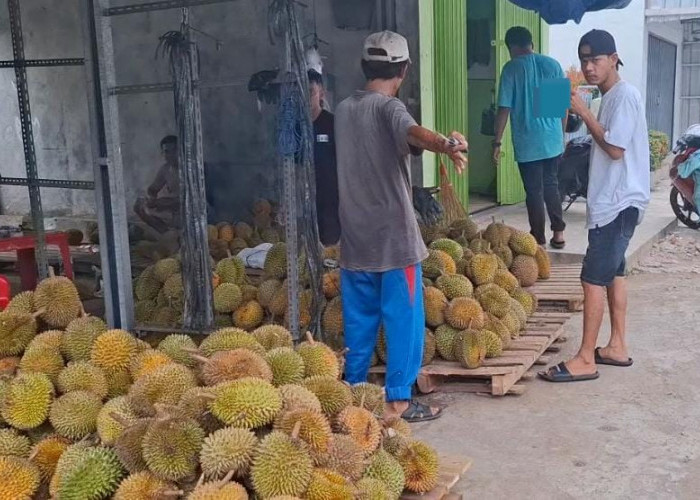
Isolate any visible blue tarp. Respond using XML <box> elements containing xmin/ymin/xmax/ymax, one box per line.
<box><xmin>509</xmin><ymin>0</ymin><xmax>633</xmax><ymax>24</ymax></box>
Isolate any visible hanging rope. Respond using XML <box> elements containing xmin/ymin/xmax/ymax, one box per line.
<box><xmin>157</xmin><ymin>11</ymin><xmax>214</xmax><ymax>331</ymax></box>
<box><xmin>268</xmin><ymin>0</ymin><xmax>324</xmax><ymax>339</ymax></box>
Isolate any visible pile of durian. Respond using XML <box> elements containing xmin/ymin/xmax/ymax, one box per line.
<box><xmin>0</xmin><ymin>275</ymin><xmax>439</xmax><ymax>499</ymax></box>
<box><xmin>407</xmin><ymin>217</ymin><xmax>551</xmax><ymax>369</ymax></box>
<box><xmin>207</xmin><ymin>199</ymin><xmax>285</xmax><ymax>262</ymax></box>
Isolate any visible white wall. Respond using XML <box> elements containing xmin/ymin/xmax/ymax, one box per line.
<box><xmin>646</xmin><ymin>20</ymin><xmax>685</xmax><ymax>141</ymax></box>
<box><xmin>548</xmin><ymin>0</ymin><xmax>647</xmax><ymax>99</ymax></box>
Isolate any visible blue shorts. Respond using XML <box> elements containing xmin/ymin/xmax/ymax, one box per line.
<box><xmin>581</xmin><ymin>207</ymin><xmax>638</xmax><ymax>287</ymax></box>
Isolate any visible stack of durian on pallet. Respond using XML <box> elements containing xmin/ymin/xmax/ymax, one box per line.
<box><xmin>405</xmin><ymin>217</ymin><xmax>551</xmax><ymax>369</ymax></box>
<box><xmin>0</xmin><ymin>276</ymin><xmax>441</xmax><ymax>499</ymax></box>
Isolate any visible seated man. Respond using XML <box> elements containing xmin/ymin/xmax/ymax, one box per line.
<box><xmin>134</xmin><ymin>135</ymin><xmax>181</xmax><ymax>236</ymax></box>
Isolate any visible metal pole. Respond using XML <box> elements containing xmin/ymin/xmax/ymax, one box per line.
<box><xmin>86</xmin><ymin>0</ymin><xmax>135</xmax><ymax>329</ymax></box>
<box><xmin>7</xmin><ymin>0</ymin><xmax>48</xmax><ymax>280</ymax></box>
<box><xmin>281</xmin><ymin>26</ymin><xmax>301</xmax><ymax>339</ymax></box>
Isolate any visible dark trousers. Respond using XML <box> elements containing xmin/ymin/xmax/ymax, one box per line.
<box><xmin>517</xmin><ymin>156</ymin><xmax>566</xmax><ymax>245</ymax></box>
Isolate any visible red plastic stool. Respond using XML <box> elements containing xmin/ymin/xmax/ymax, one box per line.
<box><xmin>0</xmin><ymin>232</ymin><xmax>74</xmax><ymax>291</ymax></box>
<box><xmin>0</xmin><ymin>275</ymin><xmax>10</xmax><ymax>311</ymax></box>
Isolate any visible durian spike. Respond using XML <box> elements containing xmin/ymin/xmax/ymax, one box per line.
<box><xmin>108</xmin><ymin>412</ymin><xmax>134</xmax><ymax>428</ymax></box>
<box><xmin>196</xmin><ymin>473</ymin><xmax>206</xmax><ymax>488</ymax></box>
<box><xmin>291</xmin><ymin>420</ymin><xmax>302</xmax><ymax>440</ymax></box>
<box><xmin>219</xmin><ymin>469</ymin><xmax>236</xmax><ymax>485</ymax></box>
<box><xmin>162</xmin><ymin>490</ymin><xmax>184</xmax><ymax>498</ymax></box>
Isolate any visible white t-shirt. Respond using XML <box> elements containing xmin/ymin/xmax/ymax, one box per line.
<box><xmin>586</xmin><ymin>80</ymin><xmax>651</xmax><ymax>229</ymax></box>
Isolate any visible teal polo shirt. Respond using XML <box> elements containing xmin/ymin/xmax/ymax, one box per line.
<box><xmin>498</xmin><ymin>53</ymin><xmax>565</xmax><ymax>163</ymax></box>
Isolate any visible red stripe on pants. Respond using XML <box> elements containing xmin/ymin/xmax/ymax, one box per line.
<box><xmin>404</xmin><ymin>265</ymin><xmax>416</xmax><ymax>305</ymax></box>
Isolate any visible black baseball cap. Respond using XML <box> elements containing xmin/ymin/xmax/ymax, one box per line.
<box><xmin>578</xmin><ymin>29</ymin><xmax>624</xmax><ymax>66</ymax></box>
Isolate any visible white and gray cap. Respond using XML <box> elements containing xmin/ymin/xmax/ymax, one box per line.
<box><xmin>362</xmin><ymin>31</ymin><xmax>411</xmax><ymax>63</ymax></box>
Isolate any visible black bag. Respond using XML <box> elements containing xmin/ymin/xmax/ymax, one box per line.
<box><xmin>480</xmin><ymin>90</ymin><xmax>496</xmax><ymax>136</ymax></box>
<box><xmin>558</xmin><ymin>135</ymin><xmax>592</xmax><ymax>209</ymax></box>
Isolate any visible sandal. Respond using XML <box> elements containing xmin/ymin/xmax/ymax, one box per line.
<box><xmin>595</xmin><ymin>347</ymin><xmax>633</xmax><ymax>367</ymax></box>
<box><xmin>550</xmin><ymin>238</ymin><xmax>566</xmax><ymax>250</ymax></box>
<box><xmin>538</xmin><ymin>362</ymin><xmax>599</xmax><ymax>383</ymax></box>
<box><xmin>400</xmin><ymin>400</ymin><xmax>443</xmax><ymax>423</ymax></box>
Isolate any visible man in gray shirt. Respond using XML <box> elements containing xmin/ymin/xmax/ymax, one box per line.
<box><xmin>335</xmin><ymin>31</ymin><xmax>468</xmax><ymax>421</ymax></box>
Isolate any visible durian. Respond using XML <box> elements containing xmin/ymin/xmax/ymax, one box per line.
<box><xmin>0</xmin><ymin>311</ymin><xmax>38</xmax><ymax>356</ymax></box>
<box><xmin>396</xmin><ymin>440</ymin><xmax>440</xmax><ymax>493</ymax></box>
<box><xmin>435</xmin><ymin>273</ymin><xmax>473</xmax><ymax>300</ymax></box>
<box><xmin>62</xmin><ymin>316</ymin><xmax>107</xmax><ymax>362</ymax></box>
<box><xmin>142</xmin><ymin>415</ymin><xmax>205</xmax><ymax>482</ymax></box>
<box><xmin>264</xmin><ymin>243</ymin><xmax>288</xmax><ymax>279</ymax></box>
<box><xmin>535</xmin><ymin>246</ymin><xmax>551</xmax><ymax>279</ymax></box>
<box><xmin>157</xmin><ymin>334</ymin><xmax>198</xmax><ymax>368</ymax></box>
<box><xmin>199</xmin><ymin>426</ymin><xmax>258</xmax><ymax>480</ymax></box>
<box><xmin>251</xmin><ymin>430</ymin><xmax>314</xmax><ymax>498</ymax></box>
<box><xmin>275</xmin><ymin>408</ymin><xmax>332</xmax><ymax>453</ymax></box>
<box><xmin>302</xmin><ymin>376</ymin><xmax>352</xmax><ymax>417</ymax></box>
<box><xmin>129</xmin><ymin>350</ymin><xmax>173</xmax><ymax>381</ymax></box>
<box><xmin>278</xmin><ymin>384</ymin><xmax>322</xmax><ymax>414</ymax></box>
<box><xmin>56</xmin><ymin>361</ymin><xmax>108</xmax><ymax>399</ymax></box>
<box><xmin>350</xmin><ymin>382</ymin><xmax>385</xmax><ymax>417</ymax></box>
<box><xmin>510</xmin><ymin>255</ymin><xmax>539</xmax><ymax>288</ymax></box>
<box><xmin>429</xmin><ymin>239</ymin><xmax>464</xmax><ymax>262</ymax></box>
<box><xmin>311</xmin><ymin>433</ymin><xmax>365</xmax><ymax>482</ymax></box>
<box><xmin>6</xmin><ymin>291</ymin><xmax>34</xmax><ymax>314</ymax></box>
<box><xmin>454</xmin><ymin>329</ymin><xmax>486</xmax><ymax>369</ymax></box>
<box><xmin>208</xmin><ymin>377</ymin><xmax>282</xmax><ymax>428</ymax></box>
<box><xmin>198</xmin><ymin>328</ymin><xmax>265</xmax><ymax>357</ymax></box>
<box><xmin>297</xmin><ymin>334</ymin><xmax>340</xmax><ymax>379</ymax></box>
<box><xmin>49</xmin><ymin>390</ymin><xmax>103</xmax><ymax>439</ymax></box>
<box><xmin>468</xmin><ymin>253</ymin><xmax>498</xmax><ymax>285</ymax></box>
<box><xmin>18</xmin><ymin>345</ymin><xmax>64</xmax><ymax>384</ymax></box>
<box><xmin>114</xmin><ymin>471</ymin><xmax>180</xmax><ymax>500</ymax></box>
<box><xmin>266</xmin><ymin>347</ymin><xmax>306</xmax><ymax>386</ymax></box>
<box><xmin>29</xmin><ymin>434</ymin><xmax>70</xmax><ymax>481</ymax></box>
<box><xmin>482</xmin><ymin>330</ymin><xmax>503</xmax><ymax>358</ymax></box>
<box><xmin>128</xmin><ymin>363</ymin><xmax>198</xmax><ymax>417</ymax></box>
<box><xmin>52</xmin><ymin>445</ymin><xmax>124</xmax><ymax>500</ymax></box>
<box><xmin>364</xmin><ymin>449</ymin><xmax>406</xmax><ymax>500</ymax></box>
<box><xmin>435</xmin><ymin>324</ymin><xmax>460</xmax><ymax>361</ymax></box>
<box><xmin>233</xmin><ymin>300</ymin><xmax>265</xmax><ymax>330</ymax></box>
<box><xmin>335</xmin><ymin>405</ymin><xmax>381</xmax><ymax>455</ymax></box>
<box><xmin>509</xmin><ymin>230</ymin><xmax>539</xmax><ymax>257</ymax></box>
<box><xmin>445</xmin><ymin>297</ymin><xmax>485</xmax><ymax>330</ymax></box>
<box><xmin>258</xmin><ymin>279</ymin><xmax>282</xmax><ymax>308</ymax></box>
<box><xmin>423</xmin><ymin>329</ymin><xmax>437</xmax><ymax>366</ymax></box>
<box><xmin>423</xmin><ymin>287</ymin><xmax>448</xmax><ymax>328</ymax></box>
<box><xmin>90</xmin><ymin>329</ymin><xmax>138</xmax><ymax>373</ymax></box>
<box><xmin>305</xmin><ymin>468</ymin><xmax>354</xmax><ymax>500</ymax></box>
<box><xmin>34</xmin><ymin>273</ymin><xmax>81</xmax><ymax>328</ymax></box>
<box><xmin>252</xmin><ymin>325</ymin><xmax>294</xmax><ymax>350</ymax></box>
<box><xmin>154</xmin><ymin>257</ymin><xmax>181</xmax><ymax>283</ymax></box>
<box><xmin>96</xmin><ymin>396</ymin><xmax>137</xmax><ymax>446</ymax></box>
<box><xmin>1</xmin><ymin>372</ymin><xmax>53</xmax><ymax>430</ymax></box>
<box><xmin>213</xmin><ymin>283</ymin><xmax>243</xmax><ymax>313</ymax></box>
<box><xmin>0</xmin><ymin>428</ymin><xmax>30</xmax><ymax>458</ymax></box>
<box><xmin>511</xmin><ymin>288</ymin><xmax>538</xmax><ymax>316</ymax></box>
<box><xmin>0</xmin><ymin>456</ymin><xmax>40</xmax><ymax>499</ymax></box>
<box><xmin>194</xmin><ymin>348</ymin><xmax>273</xmax><ymax>386</ymax></box>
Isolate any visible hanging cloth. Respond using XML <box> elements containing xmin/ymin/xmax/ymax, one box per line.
<box><xmin>508</xmin><ymin>0</ymin><xmax>632</xmax><ymax>24</ymax></box>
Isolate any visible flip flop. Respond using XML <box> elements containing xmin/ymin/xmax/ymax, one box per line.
<box><xmin>595</xmin><ymin>347</ymin><xmax>633</xmax><ymax>367</ymax></box>
<box><xmin>550</xmin><ymin>238</ymin><xmax>566</xmax><ymax>250</ymax></box>
<box><xmin>400</xmin><ymin>400</ymin><xmax>443</xmax><ymax>423</ymax></box>
<box><xmin>538</xmin><ymin>362</ymin><xmax>599</xmax><ymax>383</ymax></box>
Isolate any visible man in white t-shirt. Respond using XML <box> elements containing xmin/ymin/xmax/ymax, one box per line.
<box><xmin>540</xmin><ymin>30</ymin><xmax>650</xmax><ymax>383</ymax></box>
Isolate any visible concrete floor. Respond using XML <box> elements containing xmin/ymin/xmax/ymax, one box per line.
<box><xmin>415</xmin><ymin>228</ymin><xmax>700</xmax><ymax>500</ymax></box>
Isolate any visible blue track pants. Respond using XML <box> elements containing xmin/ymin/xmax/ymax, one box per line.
<box><xmin>340</xmin><ymin>264</ymin><xmax>424</xmax><ymax>402</ymax></box>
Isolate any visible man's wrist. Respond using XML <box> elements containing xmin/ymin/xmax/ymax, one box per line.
<box><xmin>492</xmin><ymin>140</ymin><xmax>502</xmax><ymax>148</ymax></box>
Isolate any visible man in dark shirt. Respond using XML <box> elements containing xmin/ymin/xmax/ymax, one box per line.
<box><xmin>308</xmin><ymin>70</ymin><xmax>341</xmax><ymax>247</ymax></box>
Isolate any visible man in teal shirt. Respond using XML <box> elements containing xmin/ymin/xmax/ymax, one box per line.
<box><xmin>494</xmin><ymin>26</ymin><xmax>567</xmax><ymax>248</ymax></box>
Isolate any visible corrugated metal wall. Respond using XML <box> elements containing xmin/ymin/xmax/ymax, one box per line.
<box><xmin>647</xmin><ymin>35</ymin><xmax>677</xmax><ymax>140</ymax></box>
<box><xmin>682</xmin><ymin>19</ymin><xmax>700</xmax><ymax>131</ymax></box>
<box><xmin>434</xmin><ymin>0</ymin><xmax>469</xmax><ymax>206</ymax></box>
<box><xmin>495</xmin><ymin>0</ymin><xmax>542</xmax><ymax>205</ymax></box>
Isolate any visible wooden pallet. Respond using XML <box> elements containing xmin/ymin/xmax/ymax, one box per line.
<box><xmin>529</xmin><ymin>264</ymin><xmax>584</xmax><ymax>312</ymax></box>
<box><xmin>400</xmin><ymin>454</ymin><xmax>472</xmax><ymax>500</ymax></box>
<box><xmin>370</xmin><ymin>312</ymin><xmax>570</xmax><ymax>396</ymax></box>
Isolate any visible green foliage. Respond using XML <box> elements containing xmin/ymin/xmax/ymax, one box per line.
<box><xmin>649</xmin><ymin>130</ymin><xmax>670</xmax><ymax>171</ymax></box>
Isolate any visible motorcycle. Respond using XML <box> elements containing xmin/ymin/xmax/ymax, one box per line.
<box><xmin>669</xmin><ymin>124</ymin><xmax>700</xmax><ymax>230</ymax></box>
<box><xmin>558</xmin><ymin>135</ymin><xmax>592</xmax><ymax>211</ymax></box>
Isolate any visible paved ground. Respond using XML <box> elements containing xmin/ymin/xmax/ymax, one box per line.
<box><xmin>415</xmin><ymin>228</ymin><xmax>700</xmax><ymax>500</ymax></box>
